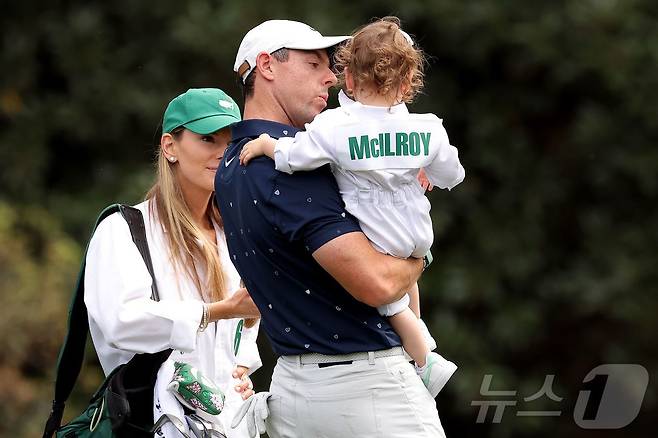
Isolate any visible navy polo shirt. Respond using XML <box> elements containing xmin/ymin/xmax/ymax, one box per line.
<box><xmin>215</xmin><ymin>119</ymin><xmax>402</xmax><ymax>356</ymax></box>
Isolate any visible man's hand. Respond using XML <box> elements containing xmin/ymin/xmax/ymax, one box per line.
<box><xmin>231</xmin><ymin>392</ymin><xmax>275</xmax><ymax>437</ymax></box>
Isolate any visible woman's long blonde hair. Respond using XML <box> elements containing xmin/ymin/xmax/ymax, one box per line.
<box><xmin>146</xmin><ymin>128</ymin><xmax>227</xmax><ymax>302</ymax></box>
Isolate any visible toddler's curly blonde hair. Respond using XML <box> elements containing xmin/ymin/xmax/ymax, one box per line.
<box><xmin>334</xmin><ymin>16</ymin><xmax>425</xmax><ymax>104</ymax></box>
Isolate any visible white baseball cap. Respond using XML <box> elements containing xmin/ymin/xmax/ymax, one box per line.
<box><xmin>234</xmin><ymin>20</ymin><xmax>350</xmax><ymax>83</ymax></box>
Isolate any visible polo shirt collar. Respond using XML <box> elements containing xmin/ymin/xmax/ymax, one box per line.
<box><xmin>337</xmin><ymin>90</ymin><xmax>409</xmax><ymax>115</ymax></box>
<box><xmin>231</xmin><ymin>119</ymin><xmax>300</xmax><ymax>141</ymax></box>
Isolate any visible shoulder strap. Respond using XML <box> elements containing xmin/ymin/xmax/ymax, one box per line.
<box><xmin>118</xmin><ymin>204</ymin><xmax>160</xmax><ymax>300</ymax></box>
<box><xmin>43</xmin><ymin>203</ymin><xmax>162</xmax><ymax>437</ymax></box>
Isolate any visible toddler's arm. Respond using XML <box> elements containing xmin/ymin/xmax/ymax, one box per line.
<box><xmin>240</xmin><ymin>125</ymin><xmax>337</xmax><ymax>173</ymax></box>
<box><xmin>424</xmin><ymin>138</ymin><xmax>465</xmax><ymax>190</ymax></box>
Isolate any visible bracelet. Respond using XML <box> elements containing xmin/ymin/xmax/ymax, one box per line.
<box><xmin>198</xmin><ymin>303</ymin><xmax>210</xmax><ymax>332</ymax></box>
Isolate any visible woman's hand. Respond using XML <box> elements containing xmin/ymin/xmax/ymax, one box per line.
<box><xmin>208</xmin><ymin>288</ymin><xmax>261</xmax><ymax>321</ymax></box>
<box><xmin>232</xmin><ymin>365</ymin><xmax>254</xmax><ymax>400</ymax></box>
<box><xmin>227</xmin><ymin>288</ymin><xmax>261</xmax><ymax>319</ymax></box>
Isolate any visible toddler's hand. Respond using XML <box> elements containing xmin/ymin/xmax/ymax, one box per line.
<box><xmin>417</xmin><ymin>168</ymin><xmax>433</xmax><ymax>192</ymax></box>
<box><xmin>240</xmin><ymin>134</ymin><xmax>271</xmax><ymax>165</ymax></box>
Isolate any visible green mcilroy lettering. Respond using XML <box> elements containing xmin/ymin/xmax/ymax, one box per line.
<box><xmin>349</xmin><ymin>132</ymin><xmax>431</xmax><ymax>160</ymax></box>
<box><xmin>396</xmin><ymin>132</ymin><xmax>409</xmax><ymax>156</ymax></box>
<box><xmin>409</xmin><ymin>132</ymin><xmax>421</xmax><ymax>156</ymax></box>
<box><xmin>420</xmin><ymin>132</ymin><xmax>431</xmax><ymax>156</ymax></box>
<box><xmin>370</xmin><ymin>137</ymin><xmax>380</xmax><ymax>157</ymax></box>
<box><xmin>382</xmin><ymin>132</ymin><xmax>394</xmax><ymax>156</ymax></box>
<box><xmin>349</xmin><ymin>135</ymin><xmax>371</xmax><ymax>160</ymax></box>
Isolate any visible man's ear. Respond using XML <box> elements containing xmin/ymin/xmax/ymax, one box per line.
<box><xmin>255</xmin><ymin>52</ymin><xmax>275</xmax><ymax>81</ymax></box>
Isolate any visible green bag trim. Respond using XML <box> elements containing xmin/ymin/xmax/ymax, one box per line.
<box><xmin>233</xmin><ymin>319</ymin><xmax>244</xmax><ymax>355</ymax></box>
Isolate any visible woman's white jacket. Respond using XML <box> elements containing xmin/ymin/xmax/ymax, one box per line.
<box><xmin>84</xmin><ymin>200</ymin><xmax>261</xmax><ymax>436</ymax></box>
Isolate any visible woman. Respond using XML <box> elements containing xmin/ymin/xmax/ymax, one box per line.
<box><xmin>84</xmin><ymin>88</ymin><xmax>261</xmax><ymax>437</ymax></box>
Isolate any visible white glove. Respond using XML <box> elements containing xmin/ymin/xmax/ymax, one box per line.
<box><xmin>230</xmin><ymin>392</ymin><xmax>274</xmax><ymax>438</ymax></box>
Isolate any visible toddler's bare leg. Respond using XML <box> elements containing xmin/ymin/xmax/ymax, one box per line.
<box><xmin>408</xmin><ymin>282</ymin><xmax>420</xmax><ymax>318</ymax></box>
<box><xmin>389</xmin><ymin>307</ymin><xmax>429</xmax><ymax>366</ymax></box>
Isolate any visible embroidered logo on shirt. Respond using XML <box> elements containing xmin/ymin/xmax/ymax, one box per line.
<box><xmin>224</xmin><ymin>155</ymin><xmax>236</xmax><ymax>167</ymax></box>
<box><xmin>348</xmin><ymin>132</ymin><xmax>432</xmax><ymax>160</ymax></box>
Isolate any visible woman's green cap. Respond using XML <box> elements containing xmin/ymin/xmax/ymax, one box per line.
<box><xmin>163</xmin><ymin>88</ymin><xmax>241</xmax><ymax>135</ymax></box>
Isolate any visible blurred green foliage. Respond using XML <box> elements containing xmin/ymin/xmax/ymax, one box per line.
<box><xmin>1</xmin><ymin>0</ymin><xmax>656</xmax><ymax>436</ymax></box>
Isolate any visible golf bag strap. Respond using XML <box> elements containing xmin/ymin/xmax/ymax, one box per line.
<box><xmin>44</xmin><ymin>203</ymin><xmax>162</xmax><ymax>437</ymax></box>
<box><xmin>118</xmin><ymin>204</ymin><xmax>161</xmax><ymax>301</ymax></box>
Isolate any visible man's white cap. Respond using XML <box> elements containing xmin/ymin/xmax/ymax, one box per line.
<box><xmin>234</xmin><ymin>20</ymin><xmax>350</xmax><ymax>83</ymax></box>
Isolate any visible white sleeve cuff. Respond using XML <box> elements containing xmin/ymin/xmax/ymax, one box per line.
<box><xmin>273</xmin><ymin>138</ymin><xmax>295</xmax><ymax>174</ymax></box>
<box><xmin>235</xmin><ymin>321</ymin><xmax>262</xmax><ymax>373</ymax></box>
<box><xmin>376</xmin><ymin>293</ymin><xmax>411</xmax><ymax>317</ymax></box>
<box><xmin>236</xmin><ymin>342</ymin><xmax>262</xmax><ymax>374</ymax></box>
<box><xmin>446</xmin><ymin>164</ymin><xmax>466</xmax><ymax>191</ymax></box>
<box><xmin>167</xmin><ymin>300</ymin><xmax>204</xmax><ymax>352</ymax></box>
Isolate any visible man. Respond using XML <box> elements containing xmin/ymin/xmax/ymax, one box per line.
<box><xmin>215</xmin><ymin>20</ymin><xmax>445</xmax><ymax>437</ymax></box>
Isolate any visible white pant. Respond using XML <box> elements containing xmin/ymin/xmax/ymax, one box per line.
<box><xmin>265</xmin><ymin>353</ymin><xmax>446</xmax><ymax>437</ymax></box>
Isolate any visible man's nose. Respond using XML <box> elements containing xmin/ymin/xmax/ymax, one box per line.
<box><xmin>324</xmin><ymin>67</ymin><xmax>338</xmax><ymax>87</ymax></box>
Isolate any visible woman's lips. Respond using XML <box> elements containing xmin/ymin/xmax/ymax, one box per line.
<box><xmin>208</xmin><ymin>157</ymin><xmax>222</xmax><ymax>171</ymax></box>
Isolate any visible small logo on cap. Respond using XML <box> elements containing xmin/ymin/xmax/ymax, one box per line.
<box><xmin>219</xmin><ymin>99</ymin><xmax>233</xmax><ymax>109</ymax></box>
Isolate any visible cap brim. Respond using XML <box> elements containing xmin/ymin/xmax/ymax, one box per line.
<box><xmin>184</xmin><ymin>114</ymin><xmax>240</xmax><ymax>135</ymax></box>
<box><xmin>285</xmin><ymin>35</ymin><xmax>351</xmax><ymax>51</ymax></box>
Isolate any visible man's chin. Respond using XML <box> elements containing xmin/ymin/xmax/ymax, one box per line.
<box><xmin>301</xmin><ymin>109</ymin><xmax>324</xmax><ymax>125</ymax></box>
<box><xmin>313</xmin><ymin>105</ymin><xmax>328</xmax><ymax>116</ymax></box>
<box><xmin>314</xmin><ymin>98</ymin><xmax>328</xmax><ymax>112</ymax></box>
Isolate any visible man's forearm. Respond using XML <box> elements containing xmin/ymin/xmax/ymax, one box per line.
<box><xmin>379</xmin><ymin>256</ymin><xmax>423</xmax><ymax>305</ymax></box>
<box><xmin>313</xmin><ymin>232</ymin><xmax>423</xmax><ymax>307</ymax></box>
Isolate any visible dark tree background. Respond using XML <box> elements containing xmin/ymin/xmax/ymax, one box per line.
<box><xmin>1</xmin><ymin>1</ymin><xmax>655</xmax><ymax>436</ymax></box>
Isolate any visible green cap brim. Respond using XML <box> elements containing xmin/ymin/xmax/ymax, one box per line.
<box><xmin>183</xmin><ymin>114</ymin><xmax>240</xmax><ymax>135</ymax></box>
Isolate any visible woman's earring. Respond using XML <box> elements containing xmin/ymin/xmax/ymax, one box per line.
<box><xmin>169</xmin><ymin>156</ymin><xmax>177</xmax><ymax>163</ymax></box>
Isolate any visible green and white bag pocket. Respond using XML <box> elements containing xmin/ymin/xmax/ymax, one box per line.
<box><xmin>167</xmin><ymin>361</ymin><xmax>225</xmax><ymax>415</ymax></box>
